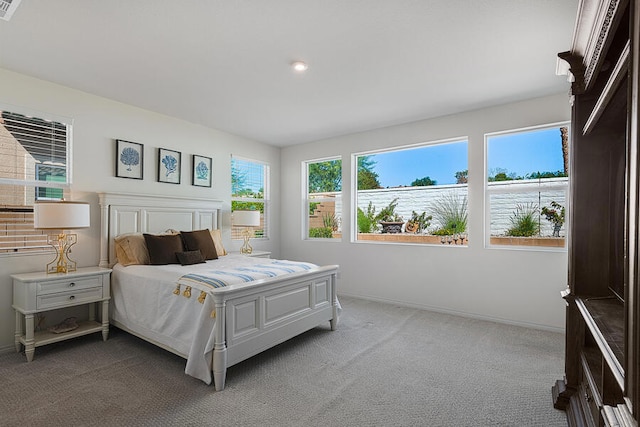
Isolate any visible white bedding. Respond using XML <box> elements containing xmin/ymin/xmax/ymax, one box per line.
<box><xmin>111</xmin><ymin>254</ymin><xmax>325</xmax><ymax>384</ymax></box>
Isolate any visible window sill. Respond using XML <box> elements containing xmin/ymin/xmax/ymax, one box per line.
<box><xmin>356</xmin><ymin>233</ymin><xmax>465</xmax><ymax>245</ymax></box>
<box><xmin>489</xmin><ymin>236</ymin><xmax>565</xmax><ymax>248</ymax></box>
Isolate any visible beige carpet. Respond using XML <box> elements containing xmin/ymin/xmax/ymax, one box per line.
<box><xmin>0</xmin><ymin>296</ymin><xmax>567</xmax><ymax>426</ymax></box>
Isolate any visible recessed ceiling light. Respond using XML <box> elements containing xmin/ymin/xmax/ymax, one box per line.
<box><xmin>291</xmin><ymin>61</ymin><xmax>308</xmax><ymax>72</ymax></box>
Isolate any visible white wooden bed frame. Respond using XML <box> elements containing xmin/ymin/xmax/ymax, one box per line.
<box><xmin>98</xmin><ymin>192</ymin><xmax>339</xmax><ymax>390</ymax></box>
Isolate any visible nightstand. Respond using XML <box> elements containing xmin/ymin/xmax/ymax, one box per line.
<box><xmin>12</xmin><ymin>267</ymin><xmax>112</xmax><ymax>362</ymax></box>
<box><xmin>238</xmin><ymin>250</ymin><xmax>271</xmax><ymax>258</ymax></box>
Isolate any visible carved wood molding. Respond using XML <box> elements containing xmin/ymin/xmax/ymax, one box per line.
<box><xmin>584</xmin><ymin>0</ymin><xmax>623</xmax><ymax>88</ymax></box>
<box><xmin>558</xmin><ymin>51</ymin><xmax>586</xmax><ymax>95</ymax></box>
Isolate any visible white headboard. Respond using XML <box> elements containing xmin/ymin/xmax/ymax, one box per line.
<box><xmin>98</xmin><ymin>192</ymin><xmax>223</xmax><ymax>267</ymax></box>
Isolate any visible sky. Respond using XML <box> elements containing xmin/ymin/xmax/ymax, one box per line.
<box><xmin>372</xmin><ymin>141</ymin><xmax>467</xmax><ymax>187</ymax></box>
<box><xmin>486</xmin><ymin>127</ymin><xmax>565</xmax><ymax>178</ymax></box>
<box><xmin>370</xmin><ymin>127</ymin><xmax>565</xmax><ymax>187</ymax></box>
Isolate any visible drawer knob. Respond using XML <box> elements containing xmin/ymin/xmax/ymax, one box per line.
<box><xmin>69</xmin><ymin>282</ymin><xmax>75</xmax><ymax>287</ymax></box>
<box><xmin>69</xmin><ymin>295</ymin><xmax>75</xmax><ymax>300</ymax></box>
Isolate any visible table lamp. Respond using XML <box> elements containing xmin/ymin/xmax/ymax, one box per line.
<box><xmin>233</xmin><ymin>210</ymin><xmax>260</xmax><ymax>254</ymax></box>
<box><xmin>33</xmin><ymin>201</ymin><xmax>90</xmax><ymax>274</ymax></box>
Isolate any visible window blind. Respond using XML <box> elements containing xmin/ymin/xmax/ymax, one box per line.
<box><xmin>0</xmin><ymin>109</ymin><xmax>71</xmax><ymax>254</ymax></box>
<box><xmin>0</xmin><ymin>202</ymin><xmax>49</xmax><ymax>253</ymax></box>
<box><xmin>0</xmin><ymin>111</ymin><xmax>69</xmax><ymax>187</ymax></box>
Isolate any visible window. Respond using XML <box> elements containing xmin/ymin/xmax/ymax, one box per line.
<box><xmin>231</xmin><ymin>156</ymin><xmax>269</xmax><ymax>240</ymax></box>
<box><xmin>304</xmin><ymin>157</ymin><xmax>342</xmax><ymax>239</ymax></box>
<box><xmin>485</xmin><ymin>123</ymin><xmax>569</xmax><ymax>249</ymax></box>
<box><xmin>0</xmin><ymin>108</ymin><xmax>71</xmax><ymax>253</ymax></box>
<box><xmin>353</xmin><ymin>138</ymin><xmax>468</xmax><ymax>245</ymax></box>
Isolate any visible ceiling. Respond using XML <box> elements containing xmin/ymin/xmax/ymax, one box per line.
<box><xmin>0</xmin><ymin>1</ymin><xmax>578</xmax><ymax>147</ymax></box>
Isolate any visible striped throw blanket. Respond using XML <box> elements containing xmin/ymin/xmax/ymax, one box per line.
<box><xmin>178</xmin><ymin>260</ymin><xmax>317</xmax><ymax>291</ymax></box>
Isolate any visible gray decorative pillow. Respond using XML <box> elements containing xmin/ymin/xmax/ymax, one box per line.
<box><xmin>176</xmin><ymin>250</ymin><xmax>206</xmax><ymax>266</ymax></box>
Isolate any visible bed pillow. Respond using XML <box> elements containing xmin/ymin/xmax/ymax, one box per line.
<box><xmin>176</xmin><ymin>250</ymin><xmax>206</xmax><ymax>265</ymax></box>
<box><xmin>209</xmin><ymin>229</ymin><xmax>227</xmax><ymax>256</ymax></box>
<box><xmin>143</xmin><ymin>233</ymin><xmax>184</xmax><ymax>265</ymax></box>
<box><xmin>114</xmin><ymin>233</ymin><xmax>150</xmax><ymax>266</ymax></box>
<box><xmin>180</xmin><ymin>229</ymin><xmax>218</xmax><ymax>260</ymax></box>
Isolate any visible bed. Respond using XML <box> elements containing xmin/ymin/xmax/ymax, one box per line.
<box><xmin>98</xmin><ymin>192</ymin><xmax>339</xmax><ymax>390</ymax></box>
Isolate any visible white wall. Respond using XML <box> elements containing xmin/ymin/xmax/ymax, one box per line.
<box><xmin>0</xmin><ymin>68</ymin><xmax>280</xmax><ymax>352</ymax></box>
<box><xmin>280</xmin><ymin>93</ymin><xmax>570</xmax><ymax>331</ymax></box>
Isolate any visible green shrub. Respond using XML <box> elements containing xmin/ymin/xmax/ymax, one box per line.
<box><xmin>323</xmin><ymin>213</ymin><xmax>340</xmax><ymax>231</ymax></box>
<box><xmin>231</xmin><ymin>201</ymin><xmax>263</xmax><ymax>213</ymax></box>
<box><xmin>506</xmin><ymin>203</ymin><xmax>540</xmax><ymax>237</ymax></box>
<box><xmin>309</xmin><ymin>227</ymin><xmax>333</xmax><ymax>238</ymax></box>
<box><xmin>431</xmin><ymin>192</ymin><xmax>467</xmax><ymax>235</ymax></box>
<box><xmin>432</xmin><ymin>228</ymin><xmax>456</xmax><ymax>236</ymax></box>
<box><xmin>357</xmin><ymin>202</ymin><xmax>377</xmax><ymax>233</ymax></box>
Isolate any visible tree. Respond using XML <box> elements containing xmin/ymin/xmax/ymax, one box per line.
<box><xmin>231</xmin><ymin>164</ymin><xmax>247</xmax><ymax>195</ymax></box>
<box><xmin>357</xmin><ymin>156</ymin><xmax>380</xmax><ymax>190</ymax></box>
<box><xmin>455</xmin><ymin>170</ymin><xmax>468</xmax><ymax>184</ymax></box>
<box><xmin>308</xmin><ymin>160</ymin><xmax>342</xmax><ymax>193</ymax></box>
<box><xmin>492</xmin><ymin>172</ymin><xmax>509</xmax><ymax>182</ymax></box>
<box><xmin>527</xmin><ymin>170</ymin><xmax>567</xmax><ymax>179</ymax></box>
<box><xmin>488</xmin><ymin>168</ymin><xmax>521</xmax><ymax>182</ymax></box>
<box><xmin>411</xmin><ymin>176</ymin><xmax>437</xmax><ymax>186</ymax></box>
<box><xmin>358</xmin><ymin>170</ymin><xmax>381</xmax><ymax>190</ymax></box>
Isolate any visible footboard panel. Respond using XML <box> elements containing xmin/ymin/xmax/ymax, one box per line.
<box><xmin>212</xmin><ymin>267</ymin><xmax>337</xmax><ymax>370</ymax></box>
<box><xmin>264</xmin><ymin>285</ymin><xmax>312</xmax><ymax>326</ymax></box>
<box><xmin>225</xmin><ymin>273</ymin><xmax>334</xmax><ymax>366</ymax></box>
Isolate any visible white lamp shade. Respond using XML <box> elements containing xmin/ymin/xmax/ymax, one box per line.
<box><xmin>233</xmin><ymin>210</ymin><xmax>260</xmax><ymax>227</ymax></box>
<box><xmin>33</xmin><ymin>201</ymin><xmax>90</xmax><ymax>229</ymax></box>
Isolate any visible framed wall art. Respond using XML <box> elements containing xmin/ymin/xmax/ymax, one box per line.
<box><xmin>115</xmin><ymin>139</ymin><xmax>144</xmax><ymax>180</ymax></box>
<box><xmin>158</xmin><ymin>148</ymin><xmax>181</xmax><ymax>184</ymax></box>
<box><xmin>192</xmin><ymin>154</ymin><xmax>212</xmax><ymax>187</ymax></box>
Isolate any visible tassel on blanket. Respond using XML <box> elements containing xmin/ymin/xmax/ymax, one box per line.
<box><xmin>211</xmin><ymin>310</ymin><xmax>216</xmax><ymax>318</ymax></box>
<box><xmin>183</xmin><ymin>286</ymin><xmax>192</xmax><ymax>298</ymax></box>
<box><xmin>198</xmin><ymin>291</ymin><xmax>206</xmax><ymax>304</ymax></box>
<box><xmin>172</xmin><ymin>284</ymin><xmax>180</xmax><ymax>295</ymax></box>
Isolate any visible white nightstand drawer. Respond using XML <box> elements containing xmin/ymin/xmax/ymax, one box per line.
<box><xmin>37</xmin><ymin>276</ymin><xmax>102</xmax><ymax>295</ymax></box>
<box><xmin>37</xmin><ymin>287</ymin><xmax>103</xmax><ymax>310</ymax></box>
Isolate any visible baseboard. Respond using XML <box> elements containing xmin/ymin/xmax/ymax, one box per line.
<box><xmin>337</xmin><ymin>292</ymin><xmax>565</xmax><ymax>333</ymax></box>
<box><xmin>0</xmin><ymin>343</ymin><xmax>16</xmax><ymax>355</ymax></box>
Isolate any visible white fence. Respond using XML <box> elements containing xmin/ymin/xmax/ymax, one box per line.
<box><xmin>316</xmin><ymin>177</ymin><xmax>568</xmax><ymax>236</ymax></box>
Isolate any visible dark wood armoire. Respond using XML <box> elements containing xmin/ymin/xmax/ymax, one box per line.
<box><xmin>553</xmin><ymin>1</ymin><xmax>640</xmax><ymax>426</ymax></box>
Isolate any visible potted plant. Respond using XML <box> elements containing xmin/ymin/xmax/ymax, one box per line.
<box><xmin>541</xmin><ymin>201</ymin><xmax>565</xmax><ymax>237</ymax></box>
<box><xmin>376</xmin><ymin>198</ymin><xmax>404</xmax><ymax>233</ymax></box>
<box><xmin>405</xmin><ymin>210</ymin><xmax>432</xmax><ymax>234</ymax></box>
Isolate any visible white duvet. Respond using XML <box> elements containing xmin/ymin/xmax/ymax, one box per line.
<box><xmin>111</xmin><ymin>254</ymin><xmax>318</xmax><ymax>384</ymax></box>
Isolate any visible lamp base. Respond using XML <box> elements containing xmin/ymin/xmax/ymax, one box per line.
<box><xmin>45</xmin><ymin>233</ymin><xmax>78</xmax><ymax>274</ymax></box>
<box><xmin>240</xmin><ymin>228</ymin><xmax>253</xmax><ymax>254</ymax></box>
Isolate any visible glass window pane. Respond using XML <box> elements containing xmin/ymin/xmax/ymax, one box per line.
<box><xmin>305</xmin><ymin>158</ymin><xmax>341</xmax><ymax>239</ymax></box>
<box><xmin>354</xmin><ymin>140</ymin><xmax>468</xmax><ymax>245</ymax></box>
<box><xmin>231</xmin><ymin>157</ymin><xmax>269</xmax><ymax>240</ymax></box>
<box><xmin>486</xmin><ymin>124</ymin><xmax>569</xmax><ymax>249</ymax></box>
<box><xmin>487</xmin><ymin>126</ymin><xmax>568</xmax><ymax>182</ymax></box>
